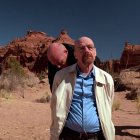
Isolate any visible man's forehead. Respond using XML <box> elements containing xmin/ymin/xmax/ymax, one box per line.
<box><xmin>79</xmin><ymin>41</ymin><xmax>92</xmax><ymax>46</ymax></box>
<box><xmin>77</xmin><ymin>37</ymin><xmax>94</xmax><ymax>46</ymax></box>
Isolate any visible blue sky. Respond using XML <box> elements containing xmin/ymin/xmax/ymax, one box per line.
<box><xmin>0</xmin><ymin>0</ymin><xmax>140</xmax><ymax>61</ymax></box>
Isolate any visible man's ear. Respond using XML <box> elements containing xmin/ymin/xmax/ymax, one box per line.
<box><xmin>94</xmin><ymin>48</ymin><xmax>97</xmax><ymax>56</ymax></box>
<box><xmin>64</xmin><ymin>49</ymin><xmax>68</xmax><ymax>54</ymax></box>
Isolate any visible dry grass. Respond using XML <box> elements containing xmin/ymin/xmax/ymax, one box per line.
<box><xmin>126</xmin><ymin>88</ymin><xmax>140</xmax><ymax>100</ymax></box>
<box><xmin>36</xmin><ymin>91</ymin><xmax>50</xmax><ymax>103</ymax></box>
<box><xmin>112</xmin><ymin>99</ymin><xmax>121</xmax><ymax>112</ymax></box>
<box><xmin>0</xmin><ymin>89</ymin><xmax>12</xmax><ymax>99</ymax></box>
<box><xmin>136</xmin><ymin>96</ymin><xmax>140</xmax><ymax>114</ymax></box>
<box><xmin>0</xmin><ymin>59</ymin><xmax>40</xmax><ymax>99</ymax></box>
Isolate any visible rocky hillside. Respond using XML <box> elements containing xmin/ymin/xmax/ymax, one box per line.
<box><xmin>0</xmin><ymin>30</ymin><xmax>74</xmax><ymax>73</ymax></box>
<box><xmin>118</xmin><ymin>65</ymin><xmax>140</xmax><ymax>99</ymax></box>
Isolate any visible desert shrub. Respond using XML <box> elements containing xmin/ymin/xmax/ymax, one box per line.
<box><xmin>0</xmin><ymin>89</ymin><xmax>11</xmax><ymax>99</ymax></box>
<box><xmin>36</xmin><ymin>91</ymin><xmax>50</xmax><ymax>103</ymax></box>
<box><xmin>114</xmin><ymin>77</ymin><xmax>126</xmax><ymax>92</ymax></box>
<box><xmin>36</xmin><ymin>69</ymin><xmax>48</xmax><ymax>81</ymax></box>
<box><xmin>126</xmin><ymin>88</ymin><xmax>139</xmax><ymax>100</ymax></box>
<box><xmin>24</xmin><ymin>73</ymin><xmax>39</xmax><ymax>88</ymax></box>
<box><xmin>112</xmin><ymin>99</ymin><xmax>121</xmax><ymax>112</ymax></box>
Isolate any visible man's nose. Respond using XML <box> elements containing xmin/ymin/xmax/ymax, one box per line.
<box><xmin>84</xmin><ymin>46</ymin><xmax>90</xmax><ymax>52</ymax></box>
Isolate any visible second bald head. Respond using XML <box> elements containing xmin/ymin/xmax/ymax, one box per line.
<box><xmin>47</xmin><ymin>43</ymin><xmax>68</xmax><ymax>68</ymax></box>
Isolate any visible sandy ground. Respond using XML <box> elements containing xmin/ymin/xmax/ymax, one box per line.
<box><xmin>113</xmin><ymin>92</ymin><xmax>140</xmax><ymax>140</ymax></box>
<box><xmin>0</xmin><ymin>84</ymin><xmax>140</xmax><ymax>140</ymax></box>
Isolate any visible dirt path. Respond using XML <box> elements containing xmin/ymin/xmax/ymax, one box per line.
<box><xmin>0</xmin><ymin>91</ymin><xmax>140</xmax><ymax>140</ymax></box>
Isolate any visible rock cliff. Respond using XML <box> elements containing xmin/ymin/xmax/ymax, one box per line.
<box><xmin>120</xmin><ymin>42</ymin><xmax>140</xmax><ymax>69</ymax></box>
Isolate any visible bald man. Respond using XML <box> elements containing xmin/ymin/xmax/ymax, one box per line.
<box><xmin>50</xmin><ymin>36</ymin><xmax>115</xmax><ymax>140</ymax></box>
<box><xmin>47</xmin><ymin>43</ymin><xmax>76</xmax><ymax>91</ymax></box>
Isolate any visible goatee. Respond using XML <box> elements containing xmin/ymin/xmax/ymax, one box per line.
<box><xmin>82</xmin><ymin>53</ymin><xmax>94</xmax><ymax>66</ymax></box>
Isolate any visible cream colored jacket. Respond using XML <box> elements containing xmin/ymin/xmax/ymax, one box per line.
<box><xmin>50</xmin><ymin>64</ymin><xmax>115</xmax><ymax>140</ymax></box>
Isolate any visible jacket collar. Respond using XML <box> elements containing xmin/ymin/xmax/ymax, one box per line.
<box><xmin>68</xmin><ymin>63</ymin><xmax>106</xmax><ymax>85</ymax></box>
<box><xmin>94</xmin><ymin>66</ymin><xmax>106</xmax><ymax>85</ymax></box>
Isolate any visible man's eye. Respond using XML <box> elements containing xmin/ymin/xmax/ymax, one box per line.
<box><xmin>88</xmin><ymin>47</ymin><xmax>93</xmax><ymax>50</ymax></box>
<box><xmin>79</xmin><ymin>47</ymin><xmax>84</xmax><ymax>50</ymax></box>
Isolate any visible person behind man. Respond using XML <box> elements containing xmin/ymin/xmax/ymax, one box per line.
<box><xmin>47</xmin><ymin>43</ymin><xmax>76</xmax><ymax>91</ymax></box>
<box><xmin>50</xmin><ymin>36</ymin><xmax>115</xmax><ymax>140</ymax></box>
<box><xmin>47</xmin><ymin>42</ymin><xmax>101</xmax><ymax>91</ymax></box>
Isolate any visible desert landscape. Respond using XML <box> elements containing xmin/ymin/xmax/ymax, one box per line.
<box><xmin>0</xmin><ymin>30</ymin><xmax>140</xmax><ymax>140</ymax></box>
<box><xmin>0</xmin><ymin>73</ymin><xmax>140</xmax><ymax>140</ymax></box>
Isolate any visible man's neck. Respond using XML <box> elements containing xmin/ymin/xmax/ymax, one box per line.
<box><xmin>77</xmin><ymin>63</ymin><xmax>93</xmax><ymax>74</ymax></box>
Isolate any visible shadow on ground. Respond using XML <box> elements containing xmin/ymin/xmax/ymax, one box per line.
<box><xmin>115</xmin><ymin>126</ymin><xmax>140</xmax><ymax>139</ymax></box>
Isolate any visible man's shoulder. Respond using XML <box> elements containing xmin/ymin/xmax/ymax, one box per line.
<box><xmin>56</xmin><ymin>63</ymin><xmax>76</xmax><ymax>75</ymax></box>
<box><xmin>94</xmin><ymin>66</ymin><xmax>113</xmax><ymax>81</ymax></box>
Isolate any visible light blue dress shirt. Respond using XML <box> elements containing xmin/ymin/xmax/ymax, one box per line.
<box><xmin>65</xmin><ymin>66</ymin><xmax>101</xmax><ymax>133</ymax></box>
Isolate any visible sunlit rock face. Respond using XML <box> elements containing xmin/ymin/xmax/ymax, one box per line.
<box><xmin>120</xmin><ymin>42</ymin><xmax>140</xmax><ymax>69</ymax></box>
<box><xmin>0</xmin><ymin>30</ymin><xmax>74</xmax><ymax>72</ymax></box>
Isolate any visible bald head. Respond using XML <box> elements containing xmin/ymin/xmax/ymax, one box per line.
<box><xmin>75</xmin><ymin>36</ymin><xmax>94</xmax><ymax>48</ymax></box>
<box><xmin>47</xmin><ymin>43</ymin><xmax>68</xmax><ymax>68</ymax></box>
<box><xmin>47</xmin><ymin>43</ymin><xmax>65</xmax><ymax>58</ymax></box>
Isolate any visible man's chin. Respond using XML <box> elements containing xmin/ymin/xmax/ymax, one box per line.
<box><xmin>83</xmin><ymin>58</ymin><xmax>93</xmax><ymax>64</ymax></box>
<box><xmin>83</xmin><ymin>61</ymin><xmax>93</xmax><ymax>66</ymax></box>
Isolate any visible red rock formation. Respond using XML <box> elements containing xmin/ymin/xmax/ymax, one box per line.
<box><xmin>101</xmin><ymin>42</ymin><xmax>140</xmax><ymax>73</ymax></box>
<box><xmin>120</xmin><ymin>42</ymin><xmax>140</xmax><ymax>69</ymax></box>
<box><xmin>52</xmin><ymin>29</ymin><xmax>74</xmax><ymax>45</ymax></box>
<box><xmin>0</xmin><ymin>30</ymin><xmax>75</xmax><ymax>72</ymax></box>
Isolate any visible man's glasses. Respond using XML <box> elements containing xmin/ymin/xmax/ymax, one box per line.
<box><xmin>77</xmin><ymin>45</ymin><xmax>95</xmax><ymax>52</ymax></box>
